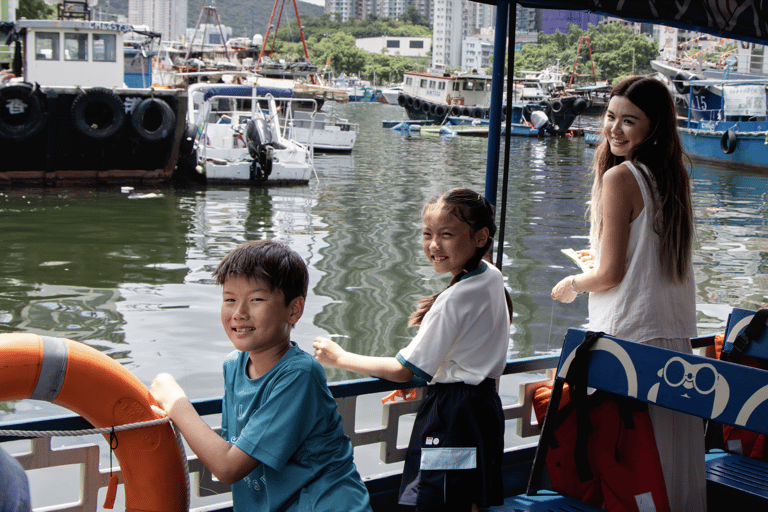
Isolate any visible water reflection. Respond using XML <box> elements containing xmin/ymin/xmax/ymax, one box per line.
<box><xmin>0</xmin><ymin>103</ymin><xmax>765</xmax><ymax>403</ymax></box>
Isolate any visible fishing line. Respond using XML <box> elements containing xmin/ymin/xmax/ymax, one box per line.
<box><xmin>547</xmin><ymin>299</ymin><xmax>555</xmax><ymax>352</ymax></box>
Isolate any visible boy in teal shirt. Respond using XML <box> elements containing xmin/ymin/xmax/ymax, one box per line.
<box><xmin>151</xmin><ymin>240</ymin><xmax>371</xmax><ymax>512</ymax></box>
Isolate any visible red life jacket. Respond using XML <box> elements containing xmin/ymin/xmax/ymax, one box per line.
<box><xmin>533</xmin><ymin>332</ymin><xmax>670</xmax><ymax>512</ymax></box>
<box><xmin>712</xmin><ymin>310</ymin><xmax>768</xmax><ymax>460</ymax></box>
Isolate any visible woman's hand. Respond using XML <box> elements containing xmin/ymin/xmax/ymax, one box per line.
<box><xmin>313</xmin><ymin>337</ymin><xmax>346</xmax><ymax>367</ymax></box>
<box><xmin>552</xmin><ymin>275</ymin><xmax>580</xmax><ymax>303</ymax></box>
<box><xmin>150</xmin><ymin>373</ymin><xmax>188</xmax><ymax>417</ymax></box>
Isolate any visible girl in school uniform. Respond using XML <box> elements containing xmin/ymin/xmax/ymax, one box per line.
<box><xmin>313</xmin><ymin>187</ymin><xmax>513</xmax><ymax>512</ymax></box>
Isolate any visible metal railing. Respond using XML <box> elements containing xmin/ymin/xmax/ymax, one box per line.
<box><xmin>0</xmin><ymin>354</ymin><xmax>560</xmax><ymax>512</ymax></box>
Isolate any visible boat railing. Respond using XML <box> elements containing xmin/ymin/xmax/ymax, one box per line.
<box><xmin>195</xmin><ymin>92</ymin><xmax>316</xmax><ymax>160</ymax></box>
<box><xmin>0</xmin><ymin>354</ymin><xmax>560</xmax><ymax>512</ymax></box>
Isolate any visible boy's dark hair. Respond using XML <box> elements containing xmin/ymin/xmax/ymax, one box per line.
<box><xmin>213</xmin><ymin>240</ymin><xmax>309</xmax><ymax>305</ymax></box>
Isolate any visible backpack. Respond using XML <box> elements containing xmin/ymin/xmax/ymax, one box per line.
<box><xmin>532</xmin><ymin>331</ymin><xmax>671</xmax><ymax>512</ymax></box>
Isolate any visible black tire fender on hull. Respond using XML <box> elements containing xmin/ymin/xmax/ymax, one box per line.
<box><xmin>721</xmin><ymin>129</ymin><xmax>738</xmax><ymax>154</ymax></box>
<box><xmin>71</xmin><ymin>87</ymin><xmax>125</xmax><ymax>140</ymax></box>
<box><xmin>0</xmin><ymin>83</ymin><xmax>48</xmax><ymax>141</ymax></box>
<box><xmin>131</xmin><ymin>98</ymin><xmax>176</xmax><ymax>142</ymax></box>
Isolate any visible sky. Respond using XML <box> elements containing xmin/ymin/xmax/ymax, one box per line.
<box><xmin>302</xmin><ymin>0</ymin><xmax>325</xmax><ymax>5</ymax></box>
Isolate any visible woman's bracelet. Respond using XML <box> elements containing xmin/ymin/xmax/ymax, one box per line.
<box><xmin>570</xmin><ymin>275</ymin><xmax>583</xmax><ymax>295</ymax></box>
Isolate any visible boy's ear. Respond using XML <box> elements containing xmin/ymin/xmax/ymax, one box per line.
<box><xmin>288</xmin><ymin>296</ymin><xmax>305</xmax><ymax>324</ymax></box>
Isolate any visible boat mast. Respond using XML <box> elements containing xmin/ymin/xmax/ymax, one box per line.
<box><xmin>185</xmin><ymin>5</ymin><xmax>232</xmax><ymax>64</ymax></box>
<box><xmin>569</xmin><ymin>36</ymin><xmax>597</xmax><ymax>87</ymax></box>
<box><xmin>256</xmin><ymin>0</ymin><xmax>314</xmax><ymax>82</ymax></box>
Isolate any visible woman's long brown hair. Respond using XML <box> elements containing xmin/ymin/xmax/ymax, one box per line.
<box><xmin>591</xmin><ymin>76</ymin><xmax>694</xmax><ymax>282</ymax></box>
<box><xmin>409</xmin><ymin>188</ymin><xmax>514</xmax><ymax>326</ymax></box>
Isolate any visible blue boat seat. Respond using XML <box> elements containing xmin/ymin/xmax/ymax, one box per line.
<box><xmin>704</xmin><ymin>308</ymin><xmax>768</xmax><ymax>511</ymax></box>
<box><xmin>488</xmin><ymin>319</ymin><xmax>768</xmax><ymax>512</ymax></box>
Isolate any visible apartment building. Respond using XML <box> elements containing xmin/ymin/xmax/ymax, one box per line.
<box><xmin>129</xmin><ymin>0</ymin><xmax>187</xmax><ymax>41</ymax></box>
<box><xmin>431</xmin><ymin>0</ymin><xmax>464</xmax><ymax>69</ymax></box>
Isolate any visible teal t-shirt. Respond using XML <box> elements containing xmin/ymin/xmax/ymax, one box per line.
<box><xmin>221</xmin><ymin>343</ymin><xmax>372</xmax><ymax>512</ymax></box>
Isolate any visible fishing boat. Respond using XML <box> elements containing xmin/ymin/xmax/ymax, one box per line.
<box><xmin>189</xmin><ymin>85</ymin><xmax>315</xmax><ymax>184</ymax></box>
<box><xmin>4</xmin><ymin>0</ymin><xmax>768</xmax><ymax>510</ymax></box>
<box><xmin>0</xmin><ymin>7</ymin><xmax>195</xmax><ymax>186</ymax></box>
<box><xmin>652</xmin><ymin>54</ymin><xmax>768</xmax><ymax>170</ymax></box>
<box><xmin>188</xmin><ymin>83</ymin><xmax>358</xmax><ymax>153</ymax></box>
<box><xmin>395</xmin><ymin>70</ymin><xmax>586</xmax><ymax>134</ymax></box>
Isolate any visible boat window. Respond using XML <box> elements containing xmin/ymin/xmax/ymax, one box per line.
<box><xmin>35</xmin><ymin>32</ymin><xmax>59</xmax><ymax>61</ymax></box>
<box><xmin>64</xmin><ymin>33</ymin><xmax>88</xmax><ymax>61</ymax></box>
<box><xmin>429</xmin><ymin>80</ymin><xmax>436</xmax><ymax>89</ymax></box>
<box><xmin>420</xmin><ymin>79</ymin><xmax>428</xmax><ymax>88</ymax></box>
<box><xmin>405</xmin><ymin>77</ymin><xmax>413</xmax><ymax>86</ymax></box>
<box><xmin>438</xmin><ymin>82</ymin><xmax>446</xmax><ymax>90</ymax></box>
<box><xmin>453</xmin><ymin>82</ymin><xmax>460</xmax><ymax>91</ymax></box>
<box><xmin>463</xmin><ymin>81</ymin><xmax>474</xmax><ymax>91</ymax></box>
<box><xmin>92</xmin><ymin>34</ymin><xmax>116</xmax><ymax>62</ymax></box>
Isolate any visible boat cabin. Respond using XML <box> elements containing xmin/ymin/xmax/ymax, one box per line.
<box><xmin>402</xmin><ymin>71</ymin><xmax>492</xmax><ymax>107</ymax></box>
<box><xmin>14</xmin><ymin>19</ymin><xmax>130</xmax><ymax>88</ymax></box>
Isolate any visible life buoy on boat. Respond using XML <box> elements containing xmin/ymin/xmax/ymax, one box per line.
<box><xmin>721</xmin><ymin>129</ymin><xmax>738</xmax><ymax>154</ymax></box>
<box><xmin>0</xmin><ymin>83</ymin><xmax>48</xmax><ymax>140</ymax></box>
<box><xmin>0</xmin><ymin>333</ymin><xmax>189</xmax><ymax>511</ymax></box>
<box><xmin>71</xmin><ymin>88</ymin><xmax>125</xmax><ymax>140</ymax></box>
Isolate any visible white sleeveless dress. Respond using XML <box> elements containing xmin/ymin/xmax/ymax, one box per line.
<box><xmin>587</xmin><ymin>161</ymin><xmax>706</xmax><ymax>512</ymax></box>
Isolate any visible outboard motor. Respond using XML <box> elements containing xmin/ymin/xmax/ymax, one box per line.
<box><xmin>530</xmin><ymin>110</ymin><xmax>558</xmax><ymax>136</ymax></box>
<box><xmin>245</xmin><ymin>118</ymin><xmax>273</xmax><ymax>180</ymax></box>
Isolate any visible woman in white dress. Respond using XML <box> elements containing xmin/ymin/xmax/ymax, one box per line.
<box><xmin>551</xmin><ymin>75</ymin><xmax>705</xmax><ymax>512</ymax></box>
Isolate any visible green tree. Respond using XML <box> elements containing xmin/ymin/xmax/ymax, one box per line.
<box><xmin>16</xmin><ymin>0</ymin><xmax>54</xmax><ymax>20</ymax></box>
<box><xmin>513</xmin><ymin>22</ymin><xmax>657</xmax><ymax>85</ymax></box>
<box><xmin>399</xmin><ymin>5</ymin><xmax>430</xmax><ymax>28</ymax></box>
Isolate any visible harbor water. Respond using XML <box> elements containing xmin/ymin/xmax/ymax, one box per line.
<box><xmin>1</xmin><ymin>101</ymin><xmax>767</xmax><ymax>506</ymax></box>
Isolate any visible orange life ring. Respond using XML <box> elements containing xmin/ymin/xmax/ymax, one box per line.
<box><xmin>0</xmin><ymin>333</ymin><xmax>189</xmax><ymax>511</ymax></box>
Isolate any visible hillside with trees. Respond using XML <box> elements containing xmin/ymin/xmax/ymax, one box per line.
<box><xmin>514</xmin><ymin>22</ymin><xmax>658</xmax><ymax>85</ymax></box>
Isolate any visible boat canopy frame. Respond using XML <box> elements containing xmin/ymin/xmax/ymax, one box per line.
<box><xmin>482</xmin><ymin>0</ymin><xmax>768</xmax><ymax>271</ymax></box>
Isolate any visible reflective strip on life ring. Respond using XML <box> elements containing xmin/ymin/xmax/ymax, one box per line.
<box><xmin>0</xmin><ymin>333</ymin><xmax>189</xmax><ymax>511</ymax></box>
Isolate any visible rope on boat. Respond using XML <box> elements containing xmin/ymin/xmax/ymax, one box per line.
<box><xmin>0</xmin><ymin>406</ymin><xmax>171</xmax><ymax>438</ymax></box>
<box><xmin>682</xmin><ymin>128</ymin><xmax>768</xmax><ymax>137</ymax></box>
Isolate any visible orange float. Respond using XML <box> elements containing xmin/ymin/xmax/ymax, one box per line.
<box><xmin>0</xmin><ymin>333</ymin><xmax>189</xmax><ymax>511</ymax></box>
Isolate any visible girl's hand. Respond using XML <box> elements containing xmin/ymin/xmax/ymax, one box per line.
<box><xmin>313</xmin><ymin>337</ymin><xmax>346</xmax><ymax>367</ymax></box>
<box><xmin>552</xmin><ymin>276</ymin><xmax>579</xmax><ymax>304</ymax></box>
<box><xmin>150</xmin><ymin>373</ymin><xmax>188</xmax><ymax>417</ymax></box>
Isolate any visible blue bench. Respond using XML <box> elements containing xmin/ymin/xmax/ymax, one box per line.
<box><xmin>490</xmin><ymin>316</ymin><xmax>768</xmax><ymax>512</ymax></box>
<box><xmin>705</xmin><ymin>308</ymin><xmax>768</xmax><ymax>511</ymax></box>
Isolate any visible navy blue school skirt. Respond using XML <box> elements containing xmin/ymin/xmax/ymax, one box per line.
<box><xmin>398</xmin><ymin>378</ymin><xmax>504</xmax><ymax>511</ymax></box>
